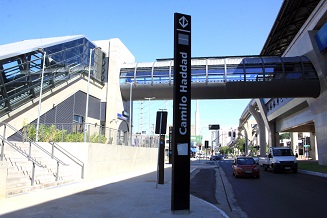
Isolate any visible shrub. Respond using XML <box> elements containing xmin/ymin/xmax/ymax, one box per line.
<box><xmin>22</xmin><ymin>123</ymin><xmax>107</xmax><ymax>143</ymax></box>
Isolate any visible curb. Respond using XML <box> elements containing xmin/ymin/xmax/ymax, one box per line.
<box><xmin>299</xmin><ymin>169</ymin><xmax>327</xmax><ymax>178</ymax></box>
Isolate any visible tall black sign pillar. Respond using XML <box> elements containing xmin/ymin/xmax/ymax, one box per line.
<box><xmin>171</xmin><ymin>12</ymin><xmax>191</xmax><ymax>211</ymax></box>
<box><xmin>155</xmin><ymin>111</ymin><xmax>168</xmax><ymax>185</ymax></box>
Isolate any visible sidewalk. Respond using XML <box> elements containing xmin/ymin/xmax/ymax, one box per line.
<box><xmin>0</xmin><ymin>165</ymin><xmax>228</xmax><ymax>218</ymax></box>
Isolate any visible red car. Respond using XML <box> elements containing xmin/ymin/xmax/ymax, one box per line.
<box><xmin>232</xmin><ymin>157</ymin><xmax>260</xmax><ymax>178</ymax></box>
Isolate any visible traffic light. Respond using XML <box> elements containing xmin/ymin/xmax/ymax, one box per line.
<box><xmin>205</xmin><ymin>140</ymin><xmax>209</xmax><ymax>149</ymax></box>
<box><xmin>160</xmin><ymin>135</ymin><xmax>165</xmax><ymax>145</ymax></box>
<box><xmin>229</xmin><ymin>131</ymin><xmax>236</xmax><ymax>138</ymax></box>
<box><xmin>209</xmin><ymin>124</ymin><xmax>220</xmax><ymax>130</ymax></box>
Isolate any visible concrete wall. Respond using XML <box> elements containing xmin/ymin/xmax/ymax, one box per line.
<box><xmin>47</xmin><ymin>142</ymin><xmax>158</xmax><ymax>181</ymax></box>
<box><xmin>0</xmin><ymin>142</ymin><xmax>157</xmax><ymax>199</ymax></box>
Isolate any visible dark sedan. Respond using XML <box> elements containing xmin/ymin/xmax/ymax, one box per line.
<box><xmin>232</xmin><ymin>157</ymin><xmax>260</xmax><ymax>178</ymax></box>
<box><xmin>210</xmin><ymin>155</ymin><xmax>223</xmax><ymax>161</ymax></box>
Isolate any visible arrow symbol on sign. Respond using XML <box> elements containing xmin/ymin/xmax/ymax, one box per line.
<box><xmin>179</xmin><ymin>16</ymin><xmax>188</xmax><ymax>28</ymax></box>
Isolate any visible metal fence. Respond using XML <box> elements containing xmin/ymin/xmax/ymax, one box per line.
<box><xmin>12</xmin><ymin>123</ymin><xmax>159</xmax><ymax>148</ymax></box>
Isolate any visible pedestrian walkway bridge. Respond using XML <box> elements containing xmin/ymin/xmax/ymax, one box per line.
<box><xmin>119</xmin><ymin>56</ymin><xmax>320</xmax><ymax>100</ymax></box>
<box><xmin>0</xmin><ymin>54</ymin><xmax>321</xmax><ymax>118</ymax></box>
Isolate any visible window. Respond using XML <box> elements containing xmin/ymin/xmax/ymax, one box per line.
<box><xmin>73</xmin><ymin>115</ymin><xmax>83</xmax><ymax>124</ymax></box>
<box><xmin>73</xmin><ymin>115</ymin><xmax>84</xmax><ymax>133</ymax></box>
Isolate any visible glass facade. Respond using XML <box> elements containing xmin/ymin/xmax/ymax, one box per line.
<box><xmin>0</xmin><ymin>37</ymin><xmax>106</xmax><ymax>116</ymax></box>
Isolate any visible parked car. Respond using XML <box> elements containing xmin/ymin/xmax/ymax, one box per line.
<box><xmin>232</xmin><ymin>157</ymin><xmax>260</xmax><ymax>178</ymax></box>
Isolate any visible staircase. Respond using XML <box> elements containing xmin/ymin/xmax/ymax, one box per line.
<box><xmin>0</xmin><ymin>123</ymin><xmax>84</xmax><ymax>198</ymax></box>
<box><xmin>2</xmin><ymin>141</ymin><xmax>75</xmax><ymax>196</ymax></box>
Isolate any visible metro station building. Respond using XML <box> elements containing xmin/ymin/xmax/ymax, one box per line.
<box><xmin>1</xmin><ymin>0</ymin><xmax>327</xmax><ymax>165</ymax></box>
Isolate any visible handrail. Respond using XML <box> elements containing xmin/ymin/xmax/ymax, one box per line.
<box><xmin>0</xmin><ymin>134</ymin><xmax>43</xmax><ymax>186</ymax></box>
<box><xmin>49</xmin><ymin>141</ymin><xmax>84</xmax><ymax>179</ymax></box>
<box><xmin>0</xmin><ymin>122</ymin><xmax>68</xmax><ymax>166</ymax></box>
<box><xmin>0</xmin><ymin>135</ymin><xmax>43</xmax><ymax>167</ymax></box>
<box><xmin>0</xmin><ymin>122</ymin><xmax>72</xmax><ymax>183</ymax></box>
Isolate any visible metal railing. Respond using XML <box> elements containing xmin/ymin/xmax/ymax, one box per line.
<box><xmin>0</xmin><ymin>135</ymin><xmax>43</xmax><ymax>186</ymax></box>
<box><xmin>120</xmin><ymin>56</ymin><xmax>319</xmax><ymax>85</ymax></box>
<box><xmin>49</xmin><ymin>141</ymin><xmax>84</xmax><ymax>179</ymax></box>
<box><xmin>0</xmin><ymin>122</ymin><xmax>69</xmax><ymax>185</ymax></box>
<box><xmin>18</xmin><ymin>122</ymin><xmax>160</xmax><ymax>147</ymax></box>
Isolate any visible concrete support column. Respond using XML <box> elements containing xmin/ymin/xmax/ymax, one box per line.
<box><xmin>239</xmin><ymin>126</ymin><xmax>249</xmax><ymax>155</ymax></box>
<box><xmin>314</xmin><ymin>135</ymin><xmax>319</xmax><ymax>160</ymax></box>
<box><xmin>248</xmin><ymin>105</ymin><xmax>266</xmax><ymax>156</ymax></box>
<box><xmin>291</xmin><ymin>132</ymin><xmax>298</xmax><ymax>154</ymax></box>
<box><xmin>267</xmin><ymin>124</ymin><xmax>273</xmax><ymax>149</ymax></box>
<box><xmin>0</xmin><ymin>161</ymin><xmax>8</xmax><ymax>199</ymax></box>
<box><xmin>268</xmin><ymin>123</ymin><xmax>279</xmax><ymax>147</ymax></box>
<box><xmin>271</xmin><ymin>132</ymin><xmax>280</xmax><ymax>147</ymax></box>
<box><xmin>308</xmin><ymin>91</ymin><xmax>327</xmax><ymax>165</ymax></box>
<box><xmin>310</xmin><ymin>132</ymin><xmax>316</xmax><ymax>160</ymax></box>
<box><xmin>244</xmin><ymin>128</ymin><xmax>249</xmax><ymax>155</ymax></box>
<box><xmin>267</xmin><ymin>122</ymin><xmax>277</xmax><ymax>149</ymax></box>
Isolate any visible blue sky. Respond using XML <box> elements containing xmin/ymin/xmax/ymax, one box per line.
<box><xmin>0</xmin><ymin>0</ymin><xmax>283</xmax><ymax>142</ymax></box>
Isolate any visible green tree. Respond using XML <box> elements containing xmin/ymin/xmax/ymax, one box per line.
<box><xmin>219</xmin><ymin>146</ymin><xmax>231</xmax><ymax>155</ymax></box>
<box><xmin>280</xmin><ymin>132</ymin><xmax>290</xmax><ymax>140</ymax></box>
<box><xmin>235</xmin><ymin>138</ymin><xmax>246</xmax><ymax>153</ymax></box>
<box><xmin>248</xmin><ymin>145</ymin><xmax>260</xmax><ymax>156</ymax></box>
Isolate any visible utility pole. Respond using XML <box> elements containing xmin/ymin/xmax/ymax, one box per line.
<box><xmin>140</xmin><ymin>101</ymin><xmax>144</xmax><ymax>133</ymax></box>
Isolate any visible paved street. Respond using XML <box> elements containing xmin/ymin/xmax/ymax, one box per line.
<box><xmin>190</xmin><ymin>159</ymin><xmax>247</xmax><ymax>218</ymax></box>
<box><xmin>219</xmin><ymin>159</ymin><xmax>327</xmax><ymax>218</ymax></box>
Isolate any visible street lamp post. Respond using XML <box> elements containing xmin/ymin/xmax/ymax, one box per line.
<box><xmin>36</xmin><ymin>48</ymin><xmax>46</xmax><ymax>142</ymax></box>
<box><xmin>145</xmin><ymin>97</ymin><xmax>155</xmax><ymax>147</ymax></box>
<box><xmin>144</xmin><ymin>97</ymin><xmax>155</xmax><ymax>135</ymax></box>
<box><xmin>129</xmin><ymin>82</ymin><xmax>133</xmax><ymax>146</ymax></box>
<box><xmin>84</xmin><ymin>47</ymin><xmax>99</xmax><ymax>142</ymax></box>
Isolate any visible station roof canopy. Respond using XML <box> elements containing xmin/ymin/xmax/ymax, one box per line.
<box><xmin>260</xmin><ymin>0</ymin><xmax>320</xmax><ymax>56</ymax></box>
<box><xmin>0</xmin><ymin>35</ymin><xmax>86</xmax><ymax>61</ymax></box>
